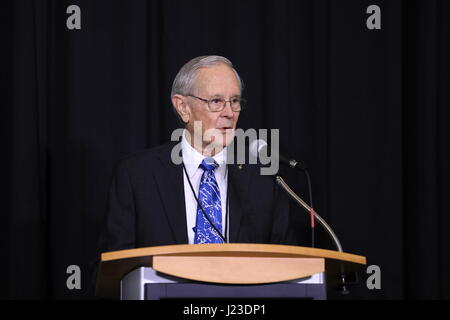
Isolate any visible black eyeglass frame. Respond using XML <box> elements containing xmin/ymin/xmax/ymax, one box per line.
<box><xmin>186</xmin><ymin>94</ymin><xmax>246</xmax><ymax>112</ymax></box>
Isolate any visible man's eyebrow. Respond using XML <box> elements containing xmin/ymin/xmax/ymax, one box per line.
<box><xmin>211</xmin><ymin>94</ymin><xmax>241</xmax><ymax>98</ymax></box>
<box><xmin>207</xmin><ymin>94</ymin><xmax>241</xmax><ymax>99</ymax></box>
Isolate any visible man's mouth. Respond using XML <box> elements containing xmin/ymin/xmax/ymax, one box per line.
<box><xmin>217</xmin><ymin>127</ymin><xmax>233</xmax><ymax>133</ymax></box>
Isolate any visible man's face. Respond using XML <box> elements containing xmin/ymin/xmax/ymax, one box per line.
<box><xmin>183</xmin><ymin>64</ymin><xmax>241</xmax><ymax>153</ymax></box>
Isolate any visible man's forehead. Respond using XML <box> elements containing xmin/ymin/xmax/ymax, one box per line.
<box><xmin>194</xmin><ymin>65</ymin><xmax>240</xmax><ymax>93</ymax></box>
<box><xmin>196</xmin><ymin>64</ymin><xmax>235</xmax><ymax>78</ymax></box>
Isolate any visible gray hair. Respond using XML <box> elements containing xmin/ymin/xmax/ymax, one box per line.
<box><xmin>171</xmin><ymin>55</ymin><xmax>244</xmax><ymax>97</ymax></box>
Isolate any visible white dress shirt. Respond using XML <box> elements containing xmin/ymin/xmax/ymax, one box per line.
<box><xmin>181</xmin><ymin>130</ymin><xmax>228</xmax><ymax>244</ymax></box>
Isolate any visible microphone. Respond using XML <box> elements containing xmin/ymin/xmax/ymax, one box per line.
<box><xmin>250</xmin><ymin>138</ymin><xmax>344</xmax><ymax>248</ymax></box>
<box><xmin>250</xmin><ymin>139</ymin><xmax>316</xmax><ymax>245</ymax></box>
<box><xmin>250</xmin><ymin>139</ymin><xmax>349</xmax><ymax>294</ymax></box>
<box><xmin>249</xmin><ymin>139</ymin><xmax>307</xmax><ymax>170</ymax></box>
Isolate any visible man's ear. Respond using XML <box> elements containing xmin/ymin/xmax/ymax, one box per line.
<box><xmin>172</xmin><ymin>94</ymin><xmax>190</xmax><ymax>124</ymax></box>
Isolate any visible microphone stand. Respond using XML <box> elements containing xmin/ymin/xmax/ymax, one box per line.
<box><xmin>275</xmin><ymin>175</ymin><xmax>343</xmax><ymax>252</ymax></box>
<box><xmin>275</xmin><ymin>175</ymin><xmax>350</xmax><ymax>295</ymax></box>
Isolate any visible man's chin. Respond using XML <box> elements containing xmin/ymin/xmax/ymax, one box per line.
<box><xmin>205</xmin><ymin>139</ymin><xmax>228</xmax><ymax>152</ymax></box>
<box><xmin>221</xmin><ymin>129</ymin><xmax>236</xmax><ymax>147</ymax></box>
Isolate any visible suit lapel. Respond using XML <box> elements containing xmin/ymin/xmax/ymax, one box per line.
<box><xmin>228</xmin><ymin>163</ymin><xmax>251</xmax><ymax>242</ymax></box>
<box><xmin>154</xmin><ymin>143</ymin><xmax>189</xmax><ymax>244</ymax></box>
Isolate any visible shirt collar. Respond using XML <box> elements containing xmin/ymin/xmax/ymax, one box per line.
<box><xmin>181</xmin><ymin>129</ymin><xmax>227</xmax><ymax>179</ymax></box>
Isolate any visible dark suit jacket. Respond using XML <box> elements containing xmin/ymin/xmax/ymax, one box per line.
<box><xmin>99</xmin><ymin>141</ymin><xmax>294</xmax><ymax>253</ymax></box>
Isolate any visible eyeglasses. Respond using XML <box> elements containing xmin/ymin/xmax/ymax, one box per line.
<box><xmin>186</xmin><ymin>94</ymin><xmax>246</xmax><ymax>112</ymax></box>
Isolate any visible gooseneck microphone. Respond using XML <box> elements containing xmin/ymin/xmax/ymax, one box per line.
<box><xmin>250</xmin><ymin>139</ymin><xmax>316</xmax><ymax>248</ymax></box>
<box><xmin>249</xmin><ymin>139</ymin><xmax>343</xmax><ymax>253</ymax></box>
<box><xmin>249</xmin><ymin>139</ymin><xmax>351</xmax><ymax>294</ymax></box>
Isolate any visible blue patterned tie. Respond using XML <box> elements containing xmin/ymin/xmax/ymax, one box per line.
<box><xmin>194</xmin><ymin>158</ymin><xmax>223</xmax><ymax>244</ymax></box>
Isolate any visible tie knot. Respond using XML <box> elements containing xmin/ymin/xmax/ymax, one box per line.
<box><xmin>200</xmin><ymin>158</ymin><xmax>218</xmax><ymax>171</ymax></box>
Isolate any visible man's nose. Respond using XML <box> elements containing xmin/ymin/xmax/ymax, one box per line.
<box><xmin>221</xmin><ymin>101</ymin><xmax>235</xmax><ymax>118</ymax></box>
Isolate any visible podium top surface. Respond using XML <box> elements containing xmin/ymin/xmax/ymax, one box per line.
<box><xmin>101</xmin><ymin>243</ymin><xmax>366</xmax><ymax>264</ymax></box>
<box><xmin>97</xmin><ymin>243</ymin><xmax>366</xmax><ymax>298</ymax></box>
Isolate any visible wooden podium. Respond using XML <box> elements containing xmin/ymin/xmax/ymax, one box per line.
<box><xmin>96</xmin><ymin>244</ymin><xmax>366</xmax><ymax>300</ymax></box>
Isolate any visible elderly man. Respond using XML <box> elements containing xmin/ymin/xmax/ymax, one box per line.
<box><xmin>100</xmin><ymin>56</ymin><xmax>294</xmax><ymax>252</ymax></box>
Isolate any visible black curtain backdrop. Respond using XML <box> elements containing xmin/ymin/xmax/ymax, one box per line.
<box><xmin>1</xmin><ymin>0</ymin><xmax>449</xmax><ymax>299</ymax></box>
